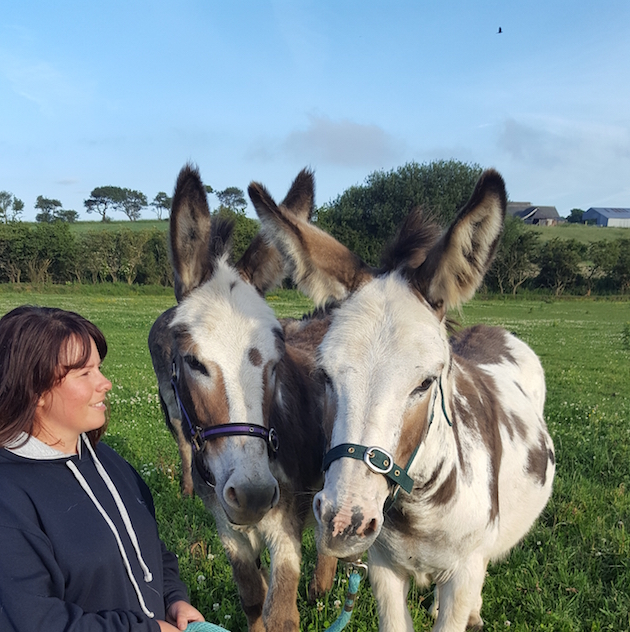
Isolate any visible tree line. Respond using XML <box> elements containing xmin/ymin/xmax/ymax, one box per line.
<box><xmin>0</xmin><ymin>182</ymin><xmax>249</xmax><ymax>223</ymax></box>
<box><xmin>1</xmin><ymin>160</ymin><xmax>628</xmax><ymax>294</ymax></box>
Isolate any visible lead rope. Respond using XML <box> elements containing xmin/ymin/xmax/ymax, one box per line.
<box><xmin>184</xmin><ymin>562</ymin><xmax>366</xmax><ymax>632</ymax></box>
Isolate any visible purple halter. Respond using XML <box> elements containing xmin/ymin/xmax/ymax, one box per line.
<box><xmin>170</xmin><ymin>364</ymin><xmax>279</xmax><ymax>456</ymax></box>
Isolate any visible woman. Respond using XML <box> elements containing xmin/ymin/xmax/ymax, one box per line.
<box><xmin>0</xmin><ymin>305</ymin><xmax>205</xmax><ymax>632</ymax></box>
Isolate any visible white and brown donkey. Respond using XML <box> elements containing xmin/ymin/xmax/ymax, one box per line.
<box><xmin>254</xmin><ymin>169</ymin><xmax>555</xmax><ymax>631</ymax></box>
<box><xmin>148</xmin><ymin>165</ymin><xmax>336</xmax><ymax>631</ymax></box>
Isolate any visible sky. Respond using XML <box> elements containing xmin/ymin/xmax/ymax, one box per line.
<box><xmin>1</xmin><ymin>1</ymin><xmax>629</xmax><ymax>222</ymax></box>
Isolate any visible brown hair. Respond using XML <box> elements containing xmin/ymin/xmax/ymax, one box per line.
<box><xmin>0</xmin><ymin>305</ymin><xmax>109</xmax><ymax>448</ymax></box>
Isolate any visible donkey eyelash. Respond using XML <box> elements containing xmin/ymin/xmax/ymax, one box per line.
<box><xmin>184</xmin><ymin>355</ymin><xmax>209</xmax><ymax>376</ymax></box>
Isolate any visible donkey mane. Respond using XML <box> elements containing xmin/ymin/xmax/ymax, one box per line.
<box><xmin>379</xmin><ymin>207</ymin><xmax>442</xmax><ymax>275</ymax></box>
<box><xmin>208</xmin><ymin>215</ymin><xmax>235</xmax><ymax>261</ymax></box>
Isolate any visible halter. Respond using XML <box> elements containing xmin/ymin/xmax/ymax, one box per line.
<box><xmin>170</xmin><ymin>361</ymin><xmax>279</xmax><ymax>456</ymax></box>
<box><xmin>322</xmin><ymin>375</ymin><xmax>451</xmax><ymax>505</ymax></box>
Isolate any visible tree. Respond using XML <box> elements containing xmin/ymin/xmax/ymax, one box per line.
<box><xmin>11</xmin><ymin>198</ymin><xmax>24</xmax><ymax>222</ymax></box>
<box><xmin>56</xmin><ymin>209</ymin><xmax>79</xmax><ymax>223</ymax></box>
<box><xmin>488</xmin><ymin>216</ymin><xmax>540</xmax><ymax>294</ymax></box>
<box><xmin>536</xmin><ymin>238</ymin><xmax>587</xmax><ymax>296</ymax></box>
<box><xmin>0</xmin><ymin>191</ymin><xmax>24</xmax><ymax>223</ymax></box>
<box><xmin>583</xmin><ymin>240</ymin><xmax>620</xmax><ymax>296</ymax></box>
<box><xmin>84</xmin><ymin>186</ymin><xmax>147</xmax><ymax>221</ymax></box>
<box><xmin>216</xmin><ymin>187</ymin><xmax>247</xmax><ymax>213</ymax></box>
<box><xmin>84</xmin><ymin>186</ymin><xmax>121</xmax><ymax>221</ymax></box>
<box><xmin>315</xmin><ymin>160</ymin><xmax>483</xmax><ymax>265</ymax></box>
<box><xmin>118</xmin><ymin>189</ymin><xmax>147</xmax><ymax>221</ymax></box>
<box><xmin>567</xmin><ymin>208</ymin><xmax>585</xmax><ymax>224</ymax></box>
<box><xmin>150</xmin><ymin>192</ymin><xmax>172</xmax><ymax>220</ymax></box>
<box><xmin>35</xmin><ymin>196</ymin><xmax>63</xmax><ymax>223</ymax></box>
<box><xmin>612</xmin><ymin>239</ymin><xmax>630</xmax><ymax>294</ymax></box>
<box><xmin>118</xmin><ymin>229</ymin><xmax>150</xmax><ymax>284</ymax></box>
<box><xmin>35</xmin><ymin>197</ymin><xmax>79</xmax><ymax>223</ymax></box>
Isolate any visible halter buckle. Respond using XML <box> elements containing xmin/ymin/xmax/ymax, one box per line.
<box><xmin>363</xmin><ymin>446</ymin><xmax>394</xmax><ymax>475</ymax></box>
<box><xmin>268</xmin><ymin>427</ymin><xmax>279</xmax><ymax>453</ymax></box>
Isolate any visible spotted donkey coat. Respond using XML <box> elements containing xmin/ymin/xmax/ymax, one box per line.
<box><xmin>148</xmin><ymin>165</ymin><xmax>336</xmax><ymax>632</ymax></box>
<box><xmin>253</xmin><ymin>169</ymin><xmax>555</xmax><ymax>632</ymax></box>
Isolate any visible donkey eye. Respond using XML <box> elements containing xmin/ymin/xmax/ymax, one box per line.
<box><xmin>411</xmin><ymin>377</ymin><xmax>435</xmax><ymax>398</ymax></box>
<box><xmin>184</xmin><ymin>356</ymin><xmax>209</xmax><ymax>376</ymax></box>
<box><xmin>319</xmin><ymin>369</ymin><xmax>333</xmax><ymax>387</ymax></box>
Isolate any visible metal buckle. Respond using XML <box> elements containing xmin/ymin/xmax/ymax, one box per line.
<box><xmin>268</xmin><ymin>428</ymin><xmax>279</xmax><ymax>453</ymax></box>
<box><xmin>192</xmin><ymin>427</ymin><xmax>204</xmax><ymax>452</ymax></box>
<box><xmin>363</xmin><ymin>446</ymin><xmax>394</xmax><ymax>475</ymax></box>
<box><xmin>345</xmin><ymin>560</ymin><xmax>368</xmax><ymax>579</ymax></box>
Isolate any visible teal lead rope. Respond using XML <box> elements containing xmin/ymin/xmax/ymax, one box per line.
<box><xmin>324</xmin><ymin>570</ymin><xmax>362</xmax><ymax>631</ymax></box>
<box><xmin>185</xmin><ymin>566</ymin><xmax>364</xmax><ymax>632</ymax></box>
<box><xmin>185</xmin><ymin>622</ymin><xmax>230</xmax><ymax>632</ymax></box>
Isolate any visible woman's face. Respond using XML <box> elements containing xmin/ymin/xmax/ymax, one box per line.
<box><xmin>35</xmin><ymin>337</ymin><xmax>112</xmax><ymax>453</ymax></box>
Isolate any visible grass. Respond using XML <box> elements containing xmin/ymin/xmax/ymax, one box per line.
<box><xmin>67</xmin><ymin>219</ymin><xmax>169</xmax><ymax>233</ymax></box>
<box><xmin>526</xmin><ymin>223</ymin><xmax>629</xmax><ymax>244</ymax></box>
<box><xmin>0</xmin><ymin>286</ymin><xmax>628</xmax><ymax>630</ymax></box>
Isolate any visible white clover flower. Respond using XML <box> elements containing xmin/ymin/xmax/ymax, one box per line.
<box><xmin>197</xmin><ymin>574</ymin><xmax>206</xmax><ymax>583</ymax></box>
<box><xmin>334</xmin><ymin>599</ymin><xmax>341</xmax><ymax>609</ymax></box>
<box><xmin>213</xmin><ymin>603</ymin><xmax>220</xmax><ymax>611</ymax></box>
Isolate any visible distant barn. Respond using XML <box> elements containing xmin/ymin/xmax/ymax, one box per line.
<box><xmin>507</xmin><ymin>202</ymin><xmax>560</xmax><ymax>226</ymax></box>
<box><xmin>582</xmin><ymin>208</ymin><xmax>630</xmax><ymax>228</ymax></box>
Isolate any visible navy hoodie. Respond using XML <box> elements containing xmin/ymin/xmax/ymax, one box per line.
<box><xmin>0</xmin><ymin>435</ymin><xmax>189</xmax><ymax>632</ymax></box>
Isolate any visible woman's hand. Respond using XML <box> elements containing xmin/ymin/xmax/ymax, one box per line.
<box><xmin>165</xmin><ymin>600</ymin><xmax>205</xmax><ymax>630</ymax></box>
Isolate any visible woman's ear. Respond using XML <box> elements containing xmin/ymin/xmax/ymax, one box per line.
<box><xmin>37</xmin><ymin>392</ymin><xmax>50</xmax><ymax>410</ymax></box>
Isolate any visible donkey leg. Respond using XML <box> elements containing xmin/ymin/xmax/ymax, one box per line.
<box><xmin>432</xmin><ymin>555</ymin><xmax>486</xmax><ymax>632</ymax></box>
<box><xmin>307</xmin><ymin>553</ymin><xmax>338</xmax><ymax>602</ymax></box>
<box><xmin>368</xmin><ymin>547</ymin><xmax>414</xmax><ymax>632</ymax></box>
<box><xmin>219</xmin><ymin>527</ymin><xmax>268</xmax><ymax>632</ymax></box>
<box><xmin>261</xmin><ymin>512</ymin><xmax>302</xmax><ymax>632</ymax></box>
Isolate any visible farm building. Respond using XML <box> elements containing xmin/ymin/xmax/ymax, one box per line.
<box><xmin>507</xmin><ymin>202</ymin><xmax>560</xmax><ymax>226</ymax></box>
<box><xmin>582</xmin><ymin>207</ymin><xmax>630</xmax><ymax>227</ymax></box>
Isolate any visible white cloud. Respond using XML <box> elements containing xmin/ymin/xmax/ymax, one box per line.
<box><xmin>248</xmin><ymin>114</ymin><xmax>406</xmax><ymax>168</ymax></box>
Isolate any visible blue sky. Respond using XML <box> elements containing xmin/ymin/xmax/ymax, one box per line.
<box><xmin>1</xmin><ymin>1</ymin><xmax>629</xmax><ymax>222</ymax></box>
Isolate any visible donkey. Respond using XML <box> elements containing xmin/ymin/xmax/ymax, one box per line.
<box><xmin>253</xmin><ymin>169</ymin><xmax>555</xmax><ymax>632</ymax></box>
<box><xmin>148</xmin><ymin>164</ymin><xmax>336</xmax><ymax>632</ymax></box>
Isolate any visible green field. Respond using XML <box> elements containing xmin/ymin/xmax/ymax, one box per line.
<box><xmin>1</xmin><ymin>286</ymin><xmax>628</xmax><ymax>631</ymax></box>
<box><xmin>526</xmin><ymin>223</ymin><xmax>629</xmax><ymax>244</ymax></box>
<box><xmin>67</xmin><ymin>218</ymin><xmax>169</xmax><ymax>233</ymax></box>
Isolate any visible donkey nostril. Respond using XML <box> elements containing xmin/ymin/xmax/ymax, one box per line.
<box><xmin>313</xmin><ymin>496</ymin><xmax>322</xmax><ymax>520</ymax></box>
<box><xmin>364</xmin><ymin>518</ymin><xmax>378</xmax><ymax>536</ymax></box>
<box><xmin>226</xmin><ymin>486</ymin><xmax>239</xmax><ymax>507</ymax></box>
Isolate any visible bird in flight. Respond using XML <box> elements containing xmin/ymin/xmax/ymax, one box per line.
<box><xmin>497</xmin><ymin>27</ymin><xmax>503</xmax><ymax>33</ymax></box>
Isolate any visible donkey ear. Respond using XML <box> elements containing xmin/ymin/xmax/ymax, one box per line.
<box><xmin>170</xmin><ymin>164</ymin><xmax>213</xmax><ymax>301</ymax></box>
<box><xmin>249</xmin><ymin>170</ymin><xmax>373</xmax><ymax>307</ymax></box>
<box><xmin>414</xmin><ymin>169</ymin><xmax>507</xmax><ymax>313</ymax></box>
<box><xmin>235</xmin><ymin>233</ymin><xmax>286</xmax><ymax>295</ymax></box>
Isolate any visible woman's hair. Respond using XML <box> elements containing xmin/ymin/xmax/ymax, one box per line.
<box><xmin>0</xmin><ymin>305</ymin><xmax>109</xmax><ymax>448</ymax></box>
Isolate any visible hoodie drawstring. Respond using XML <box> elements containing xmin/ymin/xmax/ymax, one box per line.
<box><xmin>65</xmin><ymin>435</ymin><xmax>155</xmax><ymax>618</ymax></box>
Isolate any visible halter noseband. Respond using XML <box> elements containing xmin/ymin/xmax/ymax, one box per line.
<box><xmin>321</xmin><ymin>376</ymin><xmax>451</xmax><ymax>504</ymax></box>
<box><xmin>170</xmin><ymin>362</ymin><xmax>279</xmax><ymax>455</ymax></box>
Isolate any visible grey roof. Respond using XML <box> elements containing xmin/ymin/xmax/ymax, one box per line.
<box><xmin>510</xmin><ymin>205</ymin><xmax>559</xmax><ymax>221</ymax></box>
<box><xmin>507</xmin><ymin>202</ymin><xmax>532</xmax><ymax>216</ymax></box>
<box><xmin>584</xmin><ymin>207</ymin><xmax>630</xmax><ymax>219</ymax></box>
